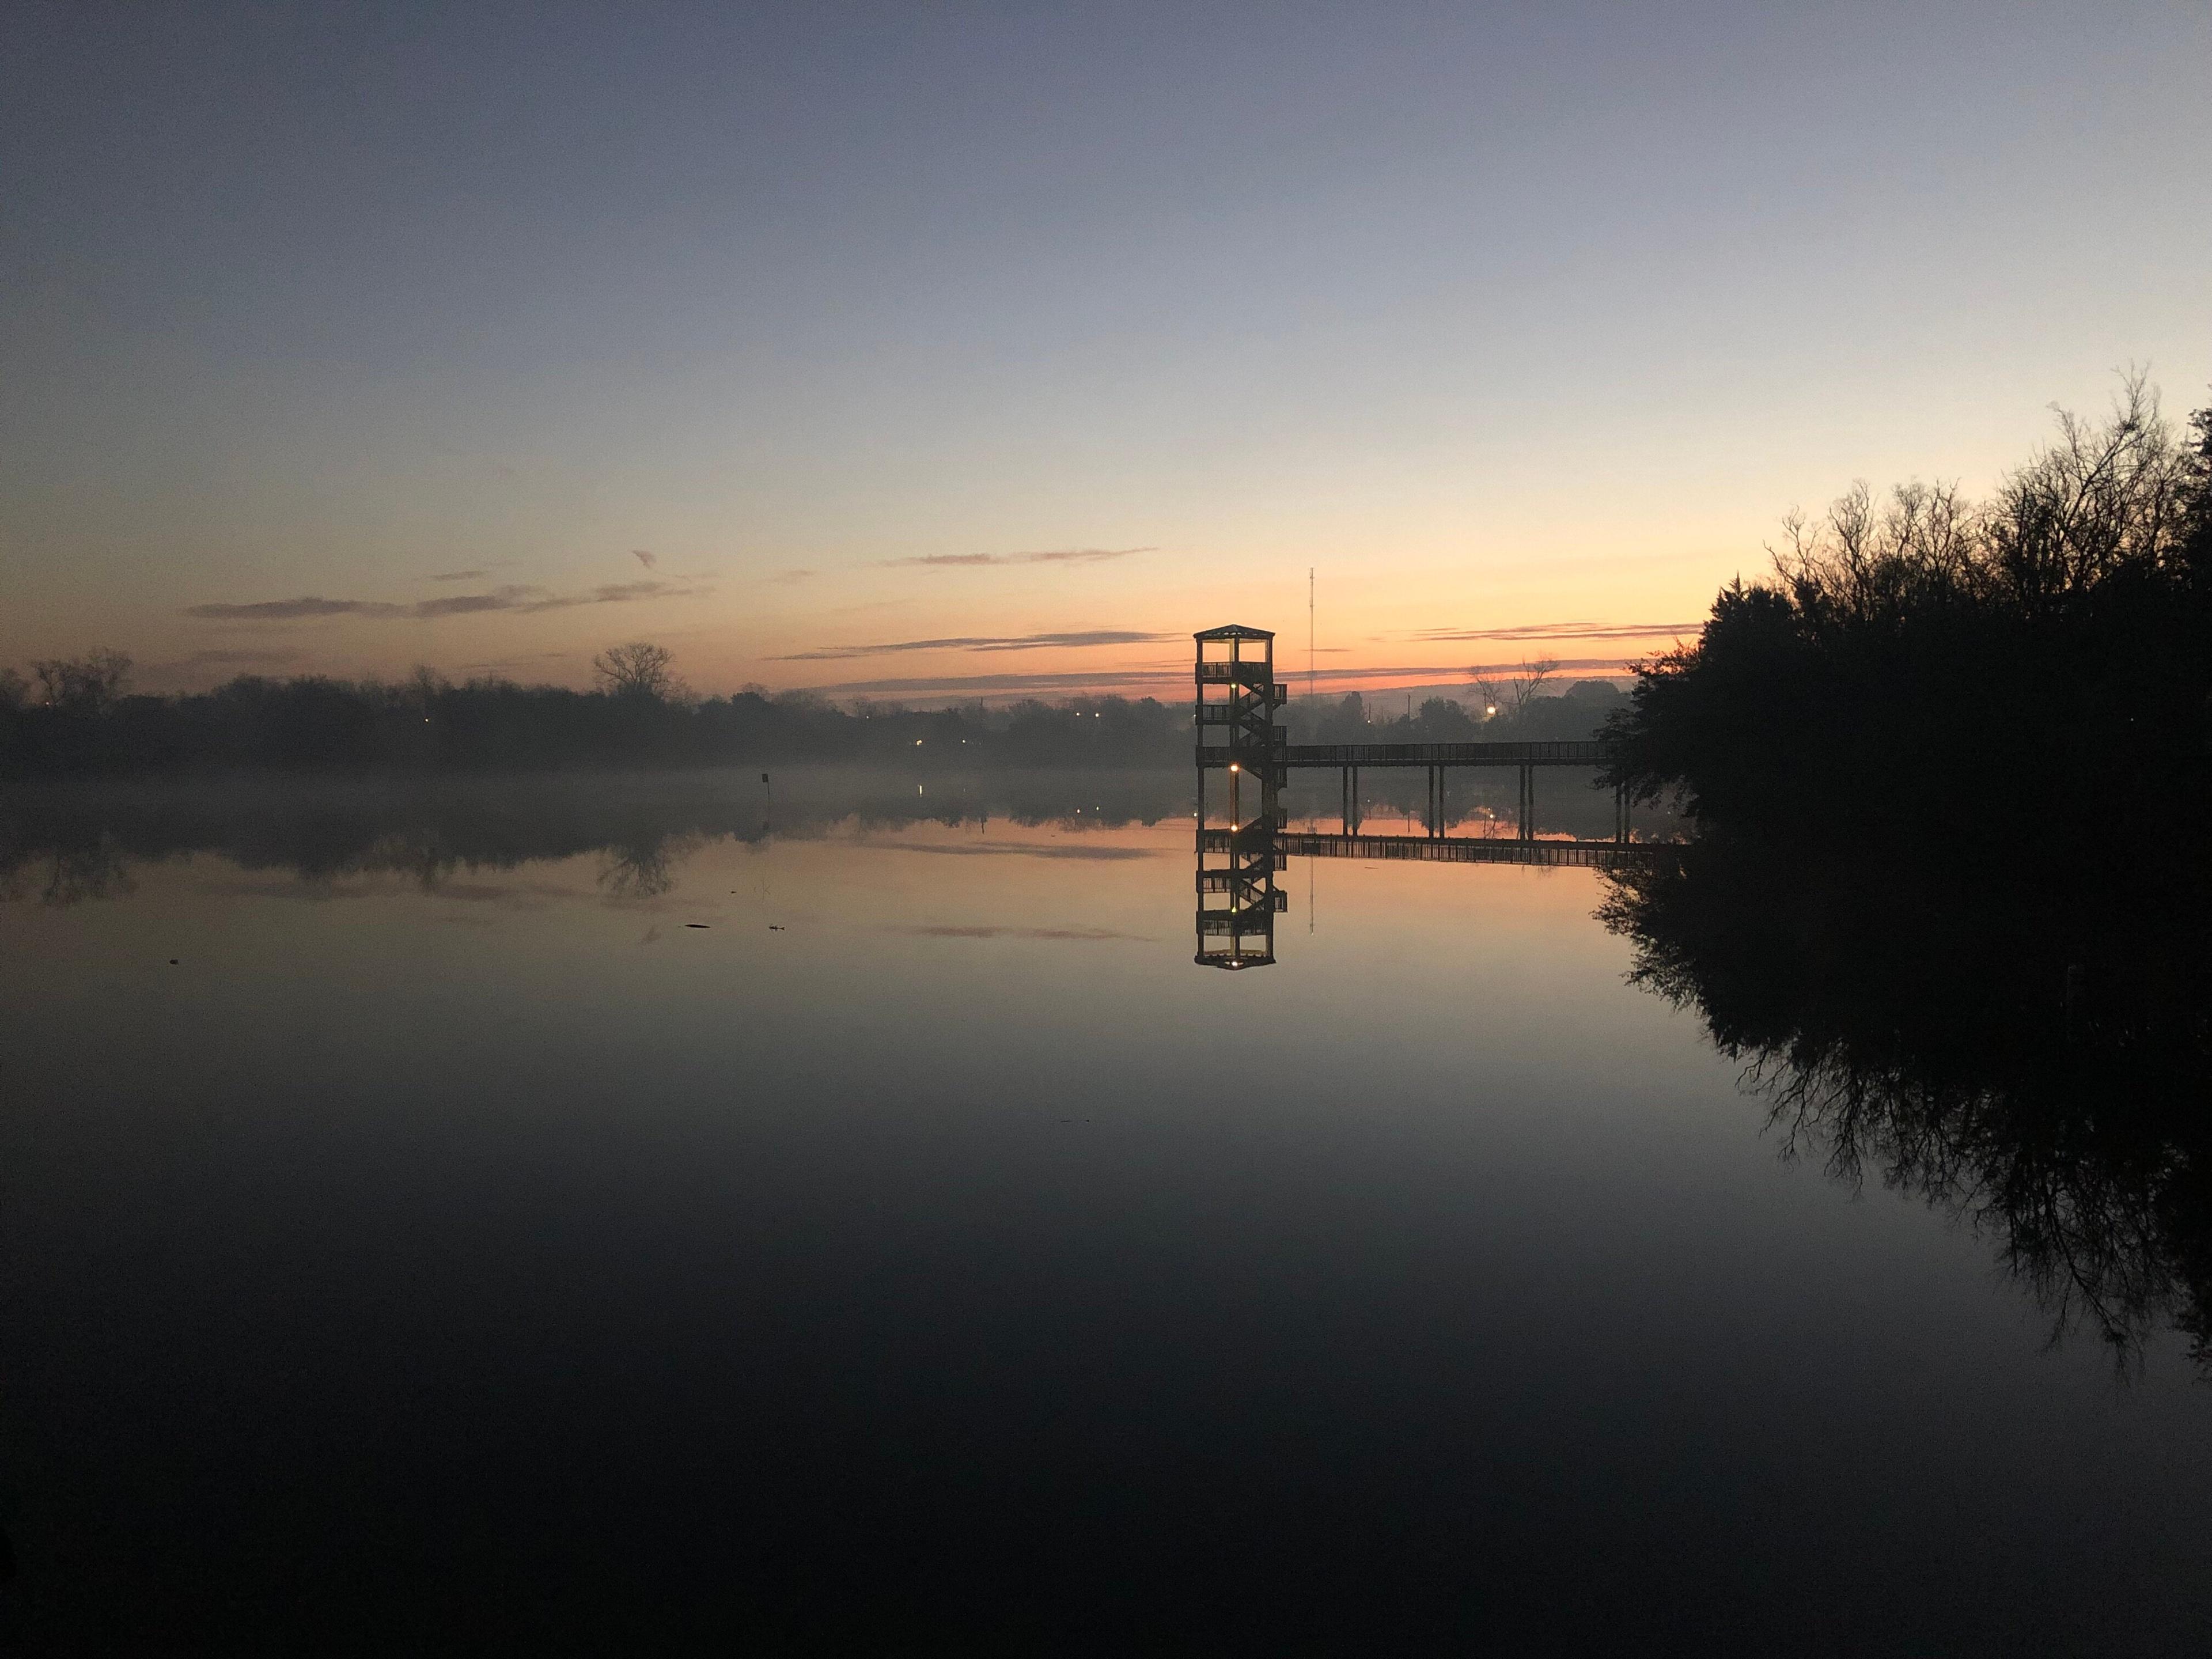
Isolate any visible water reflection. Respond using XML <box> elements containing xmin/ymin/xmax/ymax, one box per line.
<box><xmin>595</xmin><ymin>832</ymin><xmax>704</xmax><ymax>901</ymax></box>
<box><xmin>1600</xmin><ymin>832</ymin><xmax>2212</xmax><ymax>1368</ymax></box>
<box><xmin>3</xmin><ymin>770</ymin><xmax>2210</xmax><ymax>1646</ymax></box>
<box><xmin>1199</xmin><ymin>805</ymin><xmax>1674</xmax><ymax>969</ymax></box>
<box><xmin>11</xmin><ymin>765</ymin><xmax>2205</xmax><ymax>1373</ymax></box>
<box><xmin>0</xmin><ymin>834</ymin><xmax>135</xmax><ymax>907</ymax></box>
<box><xmin>0</xmin><ymin>770</ymin><xmax>1194</xmax><ymax>905</ymax></box>
<box><xmin>1192</xmin><ymin>759</ymin><xmax>1284</xmax><ymax>969</ymax></box>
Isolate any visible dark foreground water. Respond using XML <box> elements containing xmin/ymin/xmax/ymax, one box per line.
<box><xmin>0</xmin><ymin>772</ymin><xmax>2206</xmax><ymax>1654</ymax></box>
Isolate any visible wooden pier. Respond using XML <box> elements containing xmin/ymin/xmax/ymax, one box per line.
<box><xmin>1264</xmin><ymin>830</ymin><xmax>1668</xmax><ymax>869</ymax></box>
<box><xmin>1194</xmin><ymin>625</ymin><xmax>1631</xmax><ymax>842</ymax></box>
<box><xmin>1192</xmin><ymin>623</ymin><xmax>1664</xmax><ymax>968</ymax></box>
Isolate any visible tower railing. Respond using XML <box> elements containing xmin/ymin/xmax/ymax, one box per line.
<box><xmin>1194</xmin><ymin>626</ymin><xmax>1286</xmax><ymax>968</ymax></box>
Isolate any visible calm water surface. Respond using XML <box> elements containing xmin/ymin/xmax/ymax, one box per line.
<box><xmin>1</xmin><ymin>773</ymin><xmax>2206</xmax><ymax>1653</ymax></box>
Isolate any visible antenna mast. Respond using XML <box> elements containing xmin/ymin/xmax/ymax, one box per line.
<box><xmin>1307</xmin><ymin>567</ymin><xmax>1315</xmax><ymax>704</ymax></box>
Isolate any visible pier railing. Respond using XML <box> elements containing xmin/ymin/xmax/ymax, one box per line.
<box><xmin>1278</xmin><ymin>738</ymin><xmax>1606</xmax><ymax>768</ymax></box>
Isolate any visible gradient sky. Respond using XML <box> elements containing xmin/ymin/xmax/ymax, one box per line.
<box><xmin>5</xmin><ymin>1</ymin><xmax>2207</xmax><ymax>702</ymax></box>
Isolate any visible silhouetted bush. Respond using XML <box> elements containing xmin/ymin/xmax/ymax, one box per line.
<box><xmin>1594</xmin><ymin>380</ymin><xmax>2212</xmax><ymax>1362</ymax></box>
<box><xmin>1603</xmin><ymin>378</ymin><xmax>2212</xmax><ymax>851</ymax></box>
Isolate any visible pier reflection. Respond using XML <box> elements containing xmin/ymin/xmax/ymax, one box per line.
<box><xmin>1191</xmin><ymin>620</ymin><xmax>1667</xmax><ymax>968</ymax></box>
<box><xmin>1191</xmin><ymin>815</ymin><xmax>1674</xmax><ymax>968</ymax></box>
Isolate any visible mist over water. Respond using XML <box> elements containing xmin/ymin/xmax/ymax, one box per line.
<box><xmin>1</xmin><ymin>771</ymin><xmax>2207</xmax><ymax>1652</ymax></box>
<box><xmin>7</xmin><ymin>0</ymin><xmax>2207</xmax><ymax>1644</ymax></box>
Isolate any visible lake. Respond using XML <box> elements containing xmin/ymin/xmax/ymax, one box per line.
<box><xmin>1</xmin><ymin>771</ymin><xmax>2207</xmax><ymax>1654</ymax></box>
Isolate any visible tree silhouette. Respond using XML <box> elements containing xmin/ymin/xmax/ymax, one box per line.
<box><xmin>1465</xmin><ymin>672</ymin><xmax>1506</xmax><ymax>720</ymax></box>
<box><xmin>592</xmin><ymin>642</ymin><xmax>680</xmax><ymax>700</ymax></box>
<box><xmin>32</xmin><ymin>649</ymin><xmax>131</xmax><ymax>713</ymax></box>
<box><xmin>1603</xmin><ymin>380</ymin><xmax>2212</xmax><ymax>845</ymax></box>
<box><xmin>1506</xmin><ymin>656</ymin><xmax>1558</xmax><ymax>716</ymax></box>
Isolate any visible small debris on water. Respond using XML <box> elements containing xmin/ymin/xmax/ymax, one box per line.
<box><xmin>168</xmin><ymin>959</ymin><xmax>179</xmax><ymax>965</ymax></box>
<box><xmin>768</xmin><ymin>925</ymin><xmax>786</xmax><ymax>931</ymax></box>
<box><xmin>684</xmin><ymin>923</ymin><xmax>710</xmax><ymax>929</ymax></box>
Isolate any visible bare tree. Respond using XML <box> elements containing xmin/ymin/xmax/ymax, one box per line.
<box><xmin>0</xmin><ymin>666</ymin><xmax>28</xmax><ymax>713</ymax></box>
<box><xmin>592</xmin><ymin>641</ymin><xmax>680</xmax><ymax>700</ymax></box>
<box><xmin>1760</xmin><ymin>374</ymin><xmax>2197</xmax><ymax>634</ymax></box>
<box><xmin>1508</xmin><ymin>656</ymin><xmax>1559</xmax><ymax>715</ymax></box>
<box><xmin>1984</xmin><ymin>369</ymin><xmax>2194</xmax><ymax>615</ymax></box>
<box><xmin>1467</xmin><ymin>671</ymin><xmax>1508</xmax><ymax>719</ymax></box>
<box><xmin>32</xmin><ymin>648</ymin><xmax>132</xmax><ymax>713</ymax></box>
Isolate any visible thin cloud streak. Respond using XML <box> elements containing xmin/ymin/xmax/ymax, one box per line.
<box><xmin>810</xmin><ymin>668</ymin><xmax>1181</xmax><ymax>694</ymax></box>
<box><xmin>868</xmin><ymin>841</ymin><xmax>1157</xmax><ymax>862</ymax></box>
<box><xmin>775</xmin><ymin>629</ymin><xmax>1170</xmax><ymax>662</ymax></box>
<box><xmin>138</xmin><ymin>645</ymin><xmax>309</xmax><ymax>686</ymax></box>
<box><xmin>888</xmin><ymin>923</ymin><xmax>1152</xmax><ymax>940</ymax></box>
<box><xmin>185</xmin><ymin>579</ymin><xmax>712</xmax><ymax>622</ymax></box>
<box><xmin>178</xmin><ymin>647</ymin><xmax>306</xmax><ymax>666</ymax></box>
<box><xmin>1457</xmin><ymin>656</ymin><xmax>1643</xmax><ymax>679</ymax></box>
<box><xmin>881</xmin><ymin>546</ymin><xmax>1154</xmax><ymax>569</ymax></box>
<box><xmin>1407</xmin><ymin>620</ymin><xmax>1701</xmax><ymax>643</ymax></box>
<box><xmin>804</xmin><ymin>657</ymin><xmax>1644</xmax><ymax>698</ymax></box>
<box><xmin>187</xmin><ymin>596</ymin><xmax>380</xmax><ymax>620</ymax></box>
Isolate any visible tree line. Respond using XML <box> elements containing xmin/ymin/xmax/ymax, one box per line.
<box><xmin>3</xmin><ymin>635</ymin><xmax>1630</xmax><ymax>778</ymax></box>
<box><xmin>1603</xmin><ymin>376</ymin><xmax>2212</xmax><ymax>851</ymax></box>
<box><xmin>1594</xmin><ymin>378</ymin><xmax>2212</xmax><ymax>1366</ymax></box>
<box><xmin>1283</xmin><ymin>675</ymin><xmax>1626</xmax><ymax>747</ymax></box>
<box><xmin>0</xmin><ymin>648</ymin><xmax>1196</xmax><ymax>775</ymax></box>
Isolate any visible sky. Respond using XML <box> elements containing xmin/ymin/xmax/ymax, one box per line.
<box><xmin>4</xmin><ymin>1</ymin><xmax>2207</xmax><ymax>703</ymax></box>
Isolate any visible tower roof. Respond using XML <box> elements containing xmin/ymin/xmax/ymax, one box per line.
<box><xmin>1193</xmin><ymin>623</ymin><xmax>1274</xmax><ymax>641</ymax></box>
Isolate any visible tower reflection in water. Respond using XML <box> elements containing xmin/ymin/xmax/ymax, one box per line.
<box><xmin>1187</xmin><ymin>626</ymin><xmax>2210</xmax><ymax>1363</ymax></box>
<box><xmin>1190</xmin><ymin>620</ymin><xmax>1664</xmax><ymax>969</ymax></box>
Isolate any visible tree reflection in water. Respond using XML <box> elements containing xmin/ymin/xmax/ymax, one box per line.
<box><xmin>0</xmin><ymin>834</ymin><xmax>137</xmax><ymax>907</ymax></box>
<box><xmin>595</xmin><ymin>832</ymin><xmax>704</xmax><ymax>901</ymax></box>
<box><xmin>1601</xmin><ymin>833</ymin><xmax>2212</xmax><ymax>1369</ymax></box>
<box><xmin>0</xmin><ymin>769</ymin><xmax>1191</xmax><ymax>900</ymax></box>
